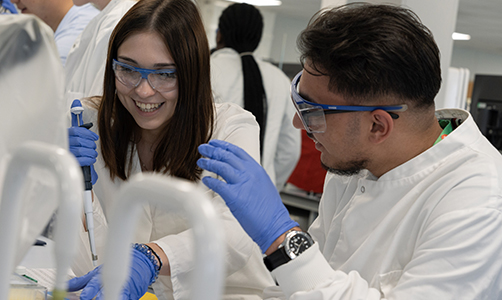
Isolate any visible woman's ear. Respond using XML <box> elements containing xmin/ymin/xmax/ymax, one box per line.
<box><xmin>368</xmin><ymin>110</ymin><xmax>394</xmax><ymax>144</ymax></box>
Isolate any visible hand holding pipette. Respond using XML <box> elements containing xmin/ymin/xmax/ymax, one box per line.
<box><xmin>69</xmin><ymin>99</ymin><xmax>99</xmax><ymax>266</ymax></box>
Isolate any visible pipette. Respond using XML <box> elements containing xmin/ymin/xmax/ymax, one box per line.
<box><xmin>70</xmin><ymin>100</ymin><xmax>98</xmax><ymax>266</ymax></box>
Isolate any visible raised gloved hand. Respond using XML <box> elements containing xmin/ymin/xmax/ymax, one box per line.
<box><xmin>69</xmin><ymin>101</ymin><xmax>99</xmax><ymax>185</ymax></box>
<box><xmin>1</xmin><ymin>0</ymin><xmax>18</xmax><ymax>14</ymax></box>
<box><xmin>68</xmin><ymin>247</ymin><xmax>157</xmax><ymax>299</ymax></box>
<box><xmin>197</xmin><ymin>139</ymin><xmax>299</xmax><ymax>253</ymax></box>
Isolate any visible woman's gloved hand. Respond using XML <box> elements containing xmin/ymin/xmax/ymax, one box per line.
<box><xmin>68</xmin><ymin>247</ymin><xmax>157</xmax><ymax>299</ymax></box>
<box><xmin>68</xmin><ymin>126</ymin><xmax>99</xmax><ymax>185</ymax></box>
<box><xmin>197</xmin><ymin>139</ymin><xmax>299</xmax><ymax>253</ymax></box>
<box><xmin>1</xmin><ymin>0</ymin><xmax>18</xmax><ymax>13</ymax></box>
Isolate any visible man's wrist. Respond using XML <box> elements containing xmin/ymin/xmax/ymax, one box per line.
<box><xmin>265</xmin><ymin>226</ymin><xmax>302</xmax><ymax>256</ymax></box>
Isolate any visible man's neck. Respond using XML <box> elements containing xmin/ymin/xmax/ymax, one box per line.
<box><xmin>92</xmin><ymin>0</ymin><xmax>110</xmax><ymax>11</ymax></box>
<box><xmin>369</xmin><ymin>116</ymin><xmax>443</xmax><ymax>178</ymax></box>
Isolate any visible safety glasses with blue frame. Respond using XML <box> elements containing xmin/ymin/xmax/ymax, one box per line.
<box><xmin>112</xmin><ymin>59</ymin><xmax>177</xmax><ymax>92</ymax></box>
<box><xmin>291</xmin><ymin>70</ymin><xmax>408</xmax><ymax>133</ymax></box>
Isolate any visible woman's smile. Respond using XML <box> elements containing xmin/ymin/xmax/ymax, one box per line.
<box><xmin>133</xmin><ymin>99</ymin><xmax>165</xmax><ymax>113</ymax></box>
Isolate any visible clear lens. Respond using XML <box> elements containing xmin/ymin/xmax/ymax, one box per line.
<box><xmin>115</xmin><ymin>66</ymin><xmax>142</xmax><ymax>87</ymax></box>
<box><xmin>148</xmin><ymin>72</ymin><xmax>177</xmax><ymax>92</ymax></box>
<box><xmin>300</xmin><ymin>107</ymin><xmax>326</xmax><ymax>133</ymax></box>
<box><xmin>292</xmin><ymin>93</ymin><xmax>327</xmax><ymax>133</ymax></box>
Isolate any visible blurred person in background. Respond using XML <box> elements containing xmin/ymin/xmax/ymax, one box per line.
<box><xmin>10</xmin><ymin>0</ymin><xmax>98</xmax><ymax>65</ymax></box>
<box><xmin>211</xmin><ymin>3</ymin><xmax>300</xmax><ymax>191</ymax></box>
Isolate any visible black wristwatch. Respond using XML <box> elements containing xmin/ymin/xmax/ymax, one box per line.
<box><xmin>263</xmin><ymin>230</ymin><xmax>314</xmax><ymax>272</ymax></box>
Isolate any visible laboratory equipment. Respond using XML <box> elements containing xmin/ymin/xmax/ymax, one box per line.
<box><xmin>0</xmin><ymin>14</ymin><xmax>83</xmax><ymax>300</ymax></box>
<box><xmin>0</xmin><ymin>142</ymin><xmax>83</xmax><ymax>300</ymax></box>
<box><xmin>8</xmin><ymin>273</ymin><xmax>47</xmax><ymax>300</ymax></box>
<box><xmin>469</xmin><ymin>74</ymin><xmax>502</xmax><ymax>150</ymax></box>
<box><xmin>101</xmin><ymin>173</ymin><xmax>225</xmax><ymax>300</ymax></box>
<box><xmin>70</xmin><ymin>100</ymin><xmax>98</xmax><ymax>266</ymax></box>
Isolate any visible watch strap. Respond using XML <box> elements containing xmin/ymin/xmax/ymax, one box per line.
<box><xmin>264</xmin><ymin>246</ymin><xmax>290</xmax><ymax>272</ymax></box>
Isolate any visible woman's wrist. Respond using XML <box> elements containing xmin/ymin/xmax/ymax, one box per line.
<box><xmin>146</xmin><ymin>242</ymin><xmax>171</xmax><ymax>276</ymax></box>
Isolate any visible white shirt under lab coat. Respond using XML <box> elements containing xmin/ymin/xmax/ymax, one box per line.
<box><xmin>64</xmin><ymin>0</ymin><xmax>136</xmax><ymax>106</ymax></box>
<box><xmin>54</xmin><ymin>4</ymin><xmax>99</xmax><ymax>66</ymax></box>
<box><xmin>264</xmin><ymin>109</ymin><xmax>502</xmax><ymax>299</ymax></box>
<box><xmin>211</xmin><ymin>48</ymin><xmax>301</xmax><ymax>190</ymax></box>
<box><xmin>74</xmin><ymin>102</ymin><xmax>274</xmax><ymax>300</ymax></box>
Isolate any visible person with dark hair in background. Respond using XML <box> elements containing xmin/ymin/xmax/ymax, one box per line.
<box><xmin>65</xmin><ymin>0</ymin><xmax>274</xmax><ymax>299</ymax></box>
<box><xmin>211</xmin><ymin>3</ymin><xmax>300</xmax><ymax>191</ymax></box>
<box><xmin>198</xmin><ymin>3</ymin><xmax>502</xmax><ymax>299</ymax></box>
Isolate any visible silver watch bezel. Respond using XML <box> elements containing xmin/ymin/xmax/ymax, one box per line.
<box><xmin>282</xmin><ymin>230</ymin><xmax>314</xmax><ymax>260</ymax></box>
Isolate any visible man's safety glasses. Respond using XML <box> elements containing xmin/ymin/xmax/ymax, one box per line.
<box><xmin>291</xmin><ymin>71</ymin><xmax>408</xmax><ymax>133</ymax></box>
<box><xmin>112</xmin><ymin>59</ymin><xmax>177</xmax><ymax>92</ymax></box>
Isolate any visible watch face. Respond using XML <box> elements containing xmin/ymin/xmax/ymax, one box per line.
<box><xmin>284</xmin><ymin>231</ymin><xmax>314</xmax><ymax>259</ymax></box>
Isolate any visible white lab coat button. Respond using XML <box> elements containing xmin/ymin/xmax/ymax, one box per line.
<box><xmin>361</xmin><ymin>186</ymin><xmax>365</xmax><ymax>193</ymax></box>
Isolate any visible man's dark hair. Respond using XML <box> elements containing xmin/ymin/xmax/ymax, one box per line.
<box><xmin>298</xmin><ymin>3</ymin><xmax>441</xmax><ymax>108</ymax></box>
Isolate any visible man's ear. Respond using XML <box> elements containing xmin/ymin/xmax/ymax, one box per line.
<box><xmin>368</xmin><ymin>110</ymin><xmax>394</xmax><ymax>144</ymax></box>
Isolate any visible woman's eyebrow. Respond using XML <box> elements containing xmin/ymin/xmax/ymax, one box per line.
<box><xmin>117</xmin><ymin>56</ymin><xmax>175</xmax><ymax>68</ymax></box>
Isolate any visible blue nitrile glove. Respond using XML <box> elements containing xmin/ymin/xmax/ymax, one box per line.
<box><xmin>197</xmin><ymin>139</ymin><xmax>299</xmax><ymax>253</ymax></box>
<box><xmin>68</xmin><ymin>248</ymin><xmax>157</xmax><ymax>300</ymax></box>
<box><xmin>68</xmin><ymin>126</ymin><xmax>98</xmax><ymax>185</ymax></box>
<box><xmin>69</xmin><ymin>100</ymin><xmax>98</xmax><ymax>185</ymax></box>
<box><xmin>1</xmin><ymin>0</ymin><xmax>18</xmax><ymax>13</ymax></box>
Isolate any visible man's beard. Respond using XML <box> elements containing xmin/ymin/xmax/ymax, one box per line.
<box><xmin>321</xmin><ymin>159</ymin><xmax>367</xmax><ymax>176</ymax></box>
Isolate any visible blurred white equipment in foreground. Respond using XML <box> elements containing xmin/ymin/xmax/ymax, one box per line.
<box><xmin>102</xmin><ymin>174</ymin><xmax>225</xmax><ymax>300</ymax></box>
<box><xmin>0</xmin><ymin>14</ymin><xmax>83</xmax><ymax>300</ymax></box>
<box><xmin>0</xmin><ymin>143</ymin><xmax>83</xmax><ymax>300</ymax></box>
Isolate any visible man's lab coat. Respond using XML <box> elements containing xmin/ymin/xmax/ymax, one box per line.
<box><xmin>265</xmin><ymin>109</ymin><xmax>502</xmax><ymax>299</ymax></box>
<box><xmin>64</xmin><ymin>0</ymin><xmax>136</xmax><ymax>105</ymax></box>
<box><xmin>211</xmin><ymin>48</ymin><xmax>301</xmax><ymax>190</ymax></box>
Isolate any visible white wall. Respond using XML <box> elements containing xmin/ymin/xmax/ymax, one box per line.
<box><xmin>198</xmin><ymin>1</ymin><xmax>502</xmax><ymax>89</ymax></box>
<box><xmin>268</xmin><ymin>13</ymin><xmax>310</xmax><ymax>64</ymax></box>
<box><xmin>451</xmin><ymin>46</ymin><xmax>502</xmax><ymax>80</ymax></box>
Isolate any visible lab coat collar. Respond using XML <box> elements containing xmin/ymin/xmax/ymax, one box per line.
<box><xmin>372</xmin><ymin>109</ymin><xmax>478</xmax><ymax>182</ymax></box>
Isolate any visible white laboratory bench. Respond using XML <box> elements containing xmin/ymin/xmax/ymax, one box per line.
<box><xmin>20</xmin><ymin>236</ymin><xmax>55</xmax><ymax>269</ymax></box>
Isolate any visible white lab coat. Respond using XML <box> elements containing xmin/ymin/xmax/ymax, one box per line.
<box><xmin>54</xmin><ymin>4</ymin><xmax>99</xmax><ymax>66</ymax></box>
<box><xmin>264</xmin><ymin>109</ymin><xmax>502</xmax><ymax>299</ymax></box>
<box><xmin>74</xmin><ymin>102</ymin><xmax>274</xmax><ymax>300</ymax></box>
<box><xmin>211</xmin><ymin>48</ymin><xmax>301</xmax><ymax>190</ymax></box>
<box><xmin>64</xmin><ymin>0</ymin><xmax>136</xmax><ymax>106</ymax></box>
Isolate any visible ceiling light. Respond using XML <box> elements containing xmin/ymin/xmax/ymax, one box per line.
<box><xmin>452</xmin><ymin>32</ymin><xmax>471</xmax><ymax>41</ymax></box>
<box><xmin>226</xmin><ymin>0</ymin><xmax>282</xmax><ymax>6</ymax></box>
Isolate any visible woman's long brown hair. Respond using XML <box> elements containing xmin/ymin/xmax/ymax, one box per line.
<box><xmin>98</xmin><ymin>0</ymin><xmax>214</xmax><ymax>182</ymax></box>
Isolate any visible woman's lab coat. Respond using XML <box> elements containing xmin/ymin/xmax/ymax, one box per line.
<box><xmin>264</xmin><ymin>109</ymin><xmax>502</xmax><ymax>299</ymax></box>
<box><xmin>211</xmin><ymin>48</ymin><xmax>301</xmax><ymax>190</ymax></box>
<box><xmin>64</xmin><ymin>0</ymin><xmax>136</xmax><ymax>106</ymax></box>
<box><xmin>74</xmin><ymin>102</ymin><xmax>274</xmax><ymax>300</ymax></box>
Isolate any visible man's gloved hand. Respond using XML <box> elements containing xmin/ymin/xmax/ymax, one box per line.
<box><xmin>197</xmin><ymin>139</ymin><xmax>299</xmax><ymax>253</ymax></box>
<box><xmin>1</xmin><ymin>0</ymin><xmax>18</xmax><ymax>13</ymax></box>
<box><xmin>68</xmin><ymin>248</ymin><xmax>157</xmax><ymax>299</ymax></box>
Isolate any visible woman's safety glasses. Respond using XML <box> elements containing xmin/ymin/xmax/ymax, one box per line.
<box><xmin>112</xmin><ymin>59</ymin><xmax>177</xmax><ymax>92</ymax></box>
<box><xmin>291</xmin><ymin>71</ymin><xmax>408</xmax><ymax>133</ymax></box>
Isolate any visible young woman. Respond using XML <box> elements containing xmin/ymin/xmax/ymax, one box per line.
<box><xmin>67</xmin><ymin>0</ymin><xmax>274</xmax><ymax>299</ymax></box>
